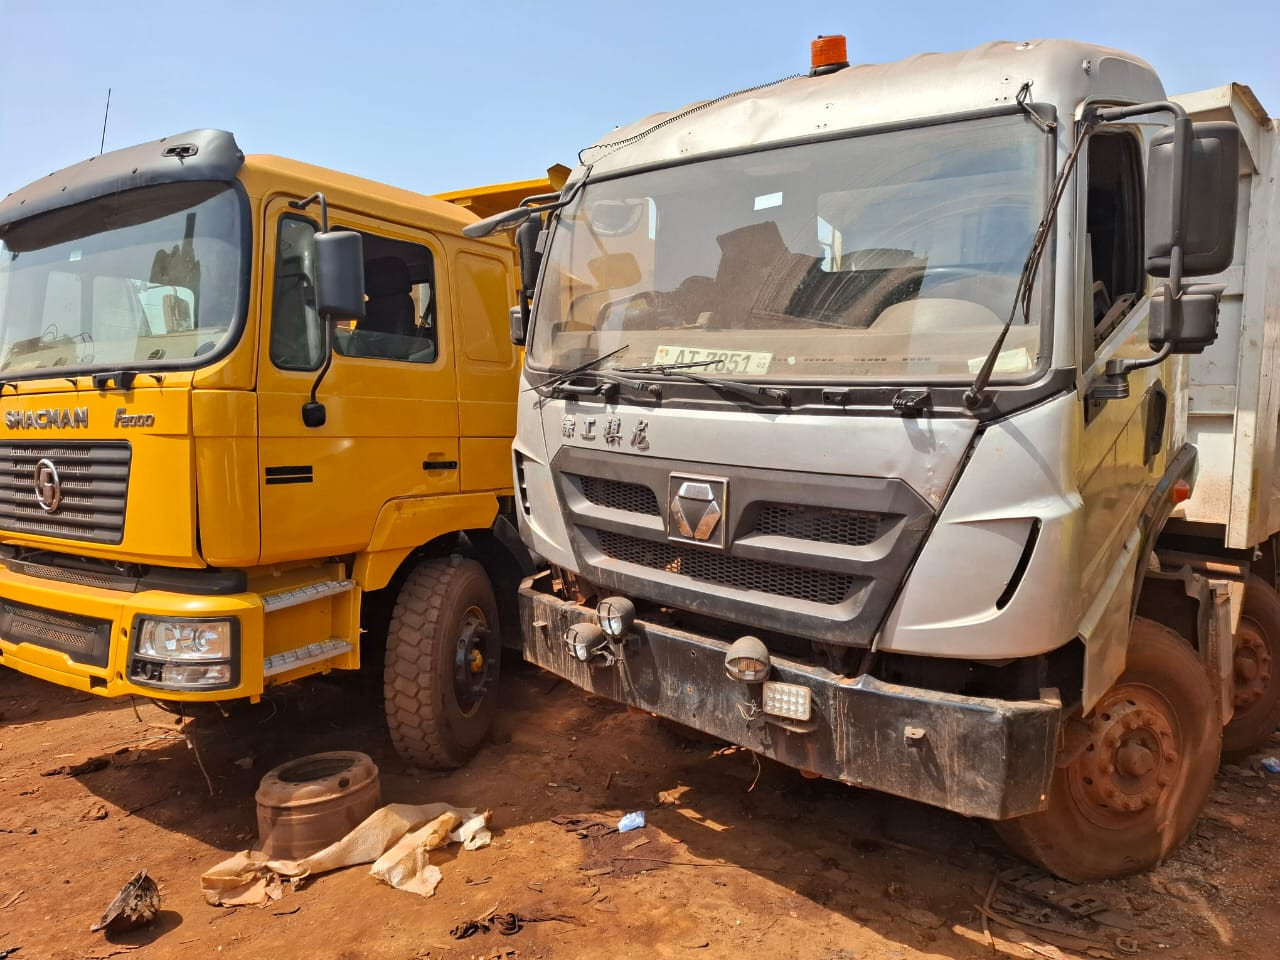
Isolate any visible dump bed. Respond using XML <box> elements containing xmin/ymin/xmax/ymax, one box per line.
<box><xmin>1175</xmin><ymin>84</ymin><xmax>1280</xmax><ymax>548</ymax></box>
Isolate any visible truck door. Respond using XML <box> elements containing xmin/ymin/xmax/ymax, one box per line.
<box><xmin>1076</xmin><ymin>129</ymin><xmax>1168</xmax><ymax>633</ymax></box>
<box><xmin>256</xmin><ymin>199</ymin><xmax>460</xmax><ymax>564</ymax></box>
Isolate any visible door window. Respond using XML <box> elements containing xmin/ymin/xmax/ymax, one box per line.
<box><xmin>1085</xmin><ymin>131</ymin><xmax>1144</xmax><ymax>346</ymax></box>
<box><xmin>269</xmin><ymin>218</ymin><xmax>437</xmax><ymax>370</ymax></box>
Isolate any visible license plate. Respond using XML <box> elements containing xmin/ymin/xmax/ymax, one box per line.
<box><xmin>652</xmin><ymin>345</ymin><xmax>773</xmax><ymax>375</ymax></box>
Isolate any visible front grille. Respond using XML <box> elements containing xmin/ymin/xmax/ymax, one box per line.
<box><xmin>578</xmin><ymin>475</ymin><xmax>660</xmax><ymax>515</ymax></box>
<box><xmin>0</xmin><ymin>442</ymin><xmax>131</xmax><ymax>544</ymax></box>
<box><xmin>596</xmin><ymin>529</ymin><xmax>857</xmax><ymax>606</ymax></box>
<box><xmin>0</xmin><ymin>599</ymin><xmax>111</xmax><ymax>667</ymax></box>
<box><xmin>752</xmin><ymin>503</ymin><xmax>884</xmax><ymax>546</ymax></box>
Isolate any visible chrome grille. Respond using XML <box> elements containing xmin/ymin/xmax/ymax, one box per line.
<box><xmin>752</xmin><ymin>503</ymin><xmax>884</xmax><ymax>546</ymax></box>
<box><xmin>577</xmin><ymin>475</ymin><xmax>660</xmax><ymax>515</ymax></box>
<box><xmin>596</xmin><ymin>529</ymin><xmax>857</xmax><ymax>606</ymax></box>
<box><xmin>0</xmin><ymin>442</ymin><xmax>131</xmax><ymax>545</ymax></box>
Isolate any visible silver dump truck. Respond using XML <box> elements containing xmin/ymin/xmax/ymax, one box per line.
<box><xmin>467</xmin><ymin>37</ymin><xmax>1279</xmax><ymax>880</ymax></box>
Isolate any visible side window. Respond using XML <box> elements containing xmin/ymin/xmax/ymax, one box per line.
<box><xmin>336</xmin><ymin>233</ymin><xmax>437</xmax><ymax>364</ymax></box>
<box><xmin>1086</xmin><ymin>131</ymin><xmax>1144</xmax><ymax>345</ymax></box>
<box><xmin>456</xmin><ymin>250</ymin><xmax>513</xmax><ymax>364</ymax></box>
<box><xmin>270</xmin><ymin>216</ymin><xmax>325</xmax><ymax>370</ymax></box>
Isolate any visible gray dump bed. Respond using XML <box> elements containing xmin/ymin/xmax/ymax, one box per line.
<box><xmin>1175</xmin><ymin>84</ymin><xmax>1280</xmax><ymax>547</ymax></box>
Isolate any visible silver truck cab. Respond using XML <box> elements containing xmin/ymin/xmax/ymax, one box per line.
<box><xmin>489</xmin><ymin>38</ymin><xmax>1276</xmax><ymax>880</ymax></box>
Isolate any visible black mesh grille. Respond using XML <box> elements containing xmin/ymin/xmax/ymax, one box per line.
<box><xmin>577</xmin><ymin>476</ymin><xmax>660</xmax><ymax>516</ymax></box>
<box><xmin>596</xmin><ymin>530</ymin><xmax>856</xmax><ymax>606</ymax></box>
<box><xmin>752</xmin><ymin>503</ymin><xmax>883</xmax><ymax>546</ymax></box>
<box><xmin>0</xmin><ymin>599</ymin><xmax>111</xmax><ymax>666</ymax></box>
<box><xmin>0</xmin><ymin>442</ymin><xmax>131</xmax><ymax>545</ymax></box>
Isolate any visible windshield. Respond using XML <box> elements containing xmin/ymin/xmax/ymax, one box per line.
<box><xmin>0</xmin><ymin>181</ymin><xmax>246</xmax><ymax>378</ymax></box>
<box><xmin>529</xmin><ymin>113</ymin><xmax>1049</xmax><ymax>382</ymax></box>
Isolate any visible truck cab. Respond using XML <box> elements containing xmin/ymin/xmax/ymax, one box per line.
<box><xmin>502</xmin><ymin>39</ymin><xmax>1276</xmax><ymax>879</ymax></box>
<box><xmin>0</xmin><ymin>130</ymin><xmax>544</xmax><ymax>766</ymax></box>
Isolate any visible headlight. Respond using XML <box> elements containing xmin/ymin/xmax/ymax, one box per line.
<box><xmin>136</xmin><ymin>619</ymin><xmax>233</xmax><ymax>661</ymax></box>
<box><xmin>596</xmin><ymin>597</ymin><xmax>636</xmax><ymax>640</ymax></box>
<box><xmin>725</xmin><ymin>635</ymin><xmax>771</xmax><ymax>682</ymax></box>
<box><xmin>130</xmin><ymin>616</ymin><xmax>239</xmax><ymax>691</ymax></box>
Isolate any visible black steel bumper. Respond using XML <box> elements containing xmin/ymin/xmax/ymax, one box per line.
<box><xmin>520</xmin><ymin>574</ymin><xmax>1061</xmax><ymax>820</ymax></box>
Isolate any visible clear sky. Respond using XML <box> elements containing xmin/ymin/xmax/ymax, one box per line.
<box><xmin>0</xmin><ymin>0</ymin><xmax>1276</xmax><ymax>197</ymax></box>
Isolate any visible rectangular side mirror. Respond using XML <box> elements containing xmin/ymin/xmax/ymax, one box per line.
<box><xmin>314</xmin><ymin>230</ymin><xmax>366</xmax><ymax>321</ymax></box>
<box><xmin>1146</xmin><ymin>121</ymin><xmax>1240</xmax><ymax>278</ymax></box>
<box><xmin>509</xmin><ymin>306</ymin><xmax>527</xmax><ymax>347</ymax></box>
<box><xmin>1149</xmin><ymin>282</ymin><xmax>1225</xmax><ymax>353</ymax></box>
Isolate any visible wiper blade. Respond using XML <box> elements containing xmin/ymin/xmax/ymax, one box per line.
<box><xmin>623</xmin><ymin>364</ymin><xmax>790</xmax><ymax>407</ymax></box>
<box><xmin>524</xmin><ymin>345</ymin><xmax>630</xmax><ymax>395</ymax></box>
<box><xmin>965</xmin><ymin>112</ymin><xmax>1096</xmax><ymax>409</ymax></box>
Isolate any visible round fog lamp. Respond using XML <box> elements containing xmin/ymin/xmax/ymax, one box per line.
<box><xmin>596</xmin><ymin>596</ymin><xmax>636</xmax><ymax>640</ymax></box>
<box><xmin>725</xmin><ymin>635</ymin><xmax>771</xmax><ymax>682</ymax></box>
<box><xmin>566</xmin><ymin>622</ymin><xmax>606</xmax><ymax>662</ymax></box>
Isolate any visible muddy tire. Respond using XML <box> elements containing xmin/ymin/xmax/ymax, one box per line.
<box><xmin>994</xmin><ymin>617</ymin><xmax>1220</xmax><ymax>881</ymax></box>
<box><xmin>1222</xmin><ymin>576</ymin><xmax>1280</xmax><ymax>758</ymax></box>
<box><xmin>383</xmin><ymin>556</ymin><xmax>501</xmax><ymax>769</ymax></box>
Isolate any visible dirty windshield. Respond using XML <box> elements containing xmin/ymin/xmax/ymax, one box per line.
<box><xmin>0</xmin><ymin>181</ymin><xmax>245</xmax><ymax>377</ymax></box>
<box><xmin>529</xmin><ymin>113</ymin><xmax>1048</xmax><ymax>382</ymax></box>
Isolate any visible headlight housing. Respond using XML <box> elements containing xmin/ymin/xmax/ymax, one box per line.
<box><xmin>129</xmin><ymin>616</ymin><xmax>239</xmax><ymax>690</ymax></box>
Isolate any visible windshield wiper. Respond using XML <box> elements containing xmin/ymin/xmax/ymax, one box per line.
<box><xmin>617</xmin><ymin>363</ymin><xmax>790</xmax><ymax>407</ymax></box>
<box><xmin>524</xmin><ymin>345</ymin><xmax>630</xmax><ymax>395</ymax></box>
<box><xmin>965</xmin><ymin>114</ymin><xmax>1095</xmax><ymax>409</ymax></box>
<box><xmin>526</xmin><ymin>345</ymin><xmax>661</xmax><ymax>402</ymax></box>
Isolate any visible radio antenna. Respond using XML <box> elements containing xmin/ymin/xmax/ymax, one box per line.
<box><xmin>99</xmin><ymin>88</ymin><xmax>111</xmax><ymax>155</ymax></box>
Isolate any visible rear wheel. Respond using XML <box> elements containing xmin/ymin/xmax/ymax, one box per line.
<box><xmin>383</xmin><ymin>556</ymin><xmax>501</xmax><ymax>769</ymax></box>
<box><xmin>995</xmin><ymin>617</ymin><xmax>1220</xmax><ymax>881</ymax></box>
<box><xmin>1222</xmin><ymin>576</ymin><xmax>1280</xmax><ymax>757</ymax></box>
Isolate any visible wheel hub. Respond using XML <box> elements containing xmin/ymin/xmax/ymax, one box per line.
<box><xmin>1233</xmin><ymin>621</ymin><xmax>1272</xmax><ymax>709</ymax></box>
<box><xmin>452</xmin><ymin>606</ymin><xmax>491</xmax><ymax>714</ymax></box>
<box><xmin>1071</xmin><ymin>687</ymin><xmax>1180</xmax><ymax>823</ymax></box>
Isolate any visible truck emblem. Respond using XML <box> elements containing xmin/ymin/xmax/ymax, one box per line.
<box><xmin>630</xmin><ymin>420</ymin><xmax>649</xmax><ymax>450</ymax></box>
<box><xmin>580</xmin><ymin>417</ymin><xmax>597</xmax><ymax>441</ymax></box>
<box><xmin>604</xmin><ymin>417</ymin><xmax>622</xmax><ymax>445</ymax></box>
<box><xmin>561</xmin><ymin>416</ymin><xmax>575</xmax><ymax>439</ymax></box>
<box><xmin>5</xmin><ymin>407</ymin><xmax>89</xmax><ymax>430</ymax></box>
<box><xmin>668</xmin><ymin>476</ymin><xmax>727</xmax><ymax>547</ymax></box>
<box><xmin>33</xmin><ymin>458</ymin><xmax>62</xmax><ymax>513</ymax></box>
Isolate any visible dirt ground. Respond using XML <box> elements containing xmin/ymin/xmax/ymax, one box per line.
<box><xmin>2</xmin><ymin>660</ymin><xmax>1278</xmax><ymax>960</ymax></box>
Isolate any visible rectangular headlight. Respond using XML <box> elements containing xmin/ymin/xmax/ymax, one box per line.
<box><xmin>762</xmin><ymin>681</ymin><xmax>812</xmax><ymax>721</ymax></box>
<box><xmin>135</xmin><ymin>618</ymin><xmax>233</xmax><ymax>661</ymax></box>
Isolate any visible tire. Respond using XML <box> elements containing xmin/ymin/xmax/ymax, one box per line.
<box><xmin>1222</xmin><ymin>576</ymin><xmax>1280</xmax><ymax>758</ymax></box>
<box><xmin>994</xmin><ymin>617</ymin><xmax>1220</xmax><ymax>881</ymax></box>
<box><xmin>383</xmin><ymin>556</ymin><xmax>501</xmax><ymax>769</ymax></box>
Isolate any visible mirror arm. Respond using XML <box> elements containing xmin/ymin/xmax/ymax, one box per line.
<box><xmin>1090</xmin><ymin>100</ymin><xmax>1192</xmax><ymax>297</ymax></box>
<box><xmin>302</xmin><ymin>317</ymin><xmax>336</xmax><ymax>428</ymax></box>
<box><xmin>290</xmin><ymin>193</ymin><xmax>330</xmax><ymax>231</ymax></box>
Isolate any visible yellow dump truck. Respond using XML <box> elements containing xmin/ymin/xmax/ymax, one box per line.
<box><xmin>0</xmin><ymin>129</ymin><xmax>548</xmax><ymax>767</ymax></box>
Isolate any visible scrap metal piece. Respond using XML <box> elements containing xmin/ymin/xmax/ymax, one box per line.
<box><xmin>90</xmin><ymin>870</ymin><xmax>159</xmax><ymax>934</ymax></box>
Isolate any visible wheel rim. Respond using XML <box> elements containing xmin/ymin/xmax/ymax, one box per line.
<box><xmin>1067</xmin><ymin>683</ymin><xmax>1182</xmax><ymax>828</ymax></box>
<box><xmin>452</xmin><ymin>605</ymin><xmax>492</xmax><ymax>717</ymax></box>
<box><xmin>1232</xmin><ymin>617</ymin><xmax>1273</xmax><ymax>713</ymax></box>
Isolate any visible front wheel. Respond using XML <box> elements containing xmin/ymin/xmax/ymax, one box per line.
<box><xmin>383</xmin><ymin>556</ymin><xmax>501</xmax><ymax>769</ymax></box>
<box><xmin>994</xmin><ymin>617</ymin><xmax>1220</xmax><ymax>881</ymax></box>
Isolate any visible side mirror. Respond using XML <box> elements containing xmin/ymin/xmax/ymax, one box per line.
<box><xmin>314</xmin><ymin>230</ymin><xmax>366</xmax><ymax>321</ymax></box>
<box><xmin>1149</xmin><ymin>282</ymin><xmax>1225</xmax><ymax>354</ymax></box>
<box><xmin>1146</xmin><ymin>122</ymin><xmax>1240</xmax><ymax>278</ymax></box>
<box><xmin>509</xmin><ymin>306</ymin><xmax>527</xmax><ymax>347</ymax></box>
<box><xmin>512</xmin><ymin>215</ymin><xmax>543</xmax><ymax>345</ymax></box>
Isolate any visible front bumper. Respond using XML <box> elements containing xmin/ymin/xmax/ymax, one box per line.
<box><xmin>0</xmin><ymin>562</ymin><xmax>264</xmax><ymax>700</ymax></box>
<box><xmin>521</xmin><ymin>573</ymin><xmax>1061</xmax><ymax>820</ymax></box>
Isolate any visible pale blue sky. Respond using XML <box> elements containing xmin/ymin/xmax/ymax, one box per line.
<box><xmin>0</xmin><ymin>0</ymin><xmax>1275</xmax><ymax>197</ymax></box>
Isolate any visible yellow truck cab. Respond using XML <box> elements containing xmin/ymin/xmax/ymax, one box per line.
<box><xmin>0</xmin><ymin>129</ymin><xmax>544</xmax><ymax>767</ymax></box>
